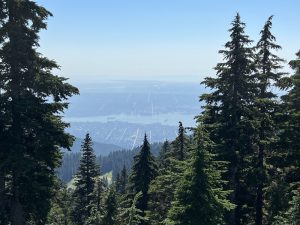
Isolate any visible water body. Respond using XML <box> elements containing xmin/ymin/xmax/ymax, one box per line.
<box><xmin>65</xmin><ymin>112</ymin><xmax>196</xmax><ymax>127</ymax></box>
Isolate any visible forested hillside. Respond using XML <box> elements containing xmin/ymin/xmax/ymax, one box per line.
<box><xmin>0</xmin><ymin>1</ymin><xmax>299</xmax><ymax>225</ymax></box>
<box><xmin>58</xmin><ymin>142</ymin><xmax>162</xmax><ymax>183</ymax></box>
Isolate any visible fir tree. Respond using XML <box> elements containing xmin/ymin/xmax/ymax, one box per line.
<box><xmin>148</xmin><ymin>140</ymin><xmax>184</xmax><ymax>225</ymax></box>
<box><xmin>102</xmin><ymin>187</ymin><xmax>118</xmax><ymax>225</ymax></box>
<box><xmin>280</xmin><ymin>50</ymin><xmax>300</xmax><ymax>184</ymax></box>
<box><xmin>71</xmin><ymin>133</ymin><xmax>100</xmax><ymax>225</ymax></box>
<box><xmin>0</xmin><ymin>1</ymin><xmax>78</xmax><ymax>224</ymax></box>
<box><xmin>254</xmin><ymin>15</ymin><xmax>285</xmax><ymax>225</ymax></box>
<box><xmin>119</xmin><ymin>192</ymin><xmax>148</xmax><ymax>225</ymax></box>
<box><xmin>271</xmin><ymin>50</ymin><xmax>300</xmax><ymax>223</ymax></box>
<box><xmin>166</xmin><ymin>127</ymin><xmax>234</xmax><ymax>225</ymax></box>
<box><xmin>199</xmin><ymin>13</ymin><xmax>256</xmax><ymax>225</ymax></box>
<box><xmin>148</xmin><ymin>162</ymin><xmax>183</xmax><ymax>225</ymax></box>
<box><xmin>171</xmin><ymin>122</ymin><xmax>188</xmax><ymax>161</ymax></box>
<box><xmin>46</xmin><ymin>181</ymin><xmax>73</xmax><ymax>225</ymax></box>
<box><xmin>128</xmin><ymin>134</ymin><xmax>158</xmax><ymax>225</ymax></box>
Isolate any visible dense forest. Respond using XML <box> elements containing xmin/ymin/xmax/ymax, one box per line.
<box><xmin>0</xmin><ymin>1</ymin><xmax>299</xmax><ymax>225</ymax></box>
<box><xmin>58</xmin><ymin>142</ymin><xmax>163</xmax><ymax>183</ymax></box>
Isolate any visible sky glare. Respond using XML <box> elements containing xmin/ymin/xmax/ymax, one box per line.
<box><xmin>37</xmin><ymin>0</ymin><xmax>300</xmax><ymax>83</ymax></box>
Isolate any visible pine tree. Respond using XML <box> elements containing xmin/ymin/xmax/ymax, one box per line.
<box><xmin>199</xmin><ymin>13</ymin><xmax>256</xmax><ymax>225</ymax></box>
<box><xmin>71</xmin><ymin>133</ymin><xmax>100</xmax><ymax>225</ymax></box>
<box><xmin>128</xmin><ymin>134</ymin><xmax>158</xmax><ymax>225</ymax></box>
<box><xmin>102</xmin><ymin>187</ymin><xmax>118</xmax><ymax>225</ymax></box>
<box><xmin>0</xmin><ymin>1</ymin><xmax>78</xmax><ymax>224</ymax></box>
<box><xmin>254</xmin><ymin>16</ymin><xmax>285</xmax><ymax>225</ymax></box>
<box><xmin>166</xmin><ymin>127</ymin><xmax>234</xmax><ymax>225</ymax></box>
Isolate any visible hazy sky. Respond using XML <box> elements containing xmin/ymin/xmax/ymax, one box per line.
<box><xmin>37</xmin><ymin>0</ymin><xmax>299</xmax><ymax>83</ymax></box>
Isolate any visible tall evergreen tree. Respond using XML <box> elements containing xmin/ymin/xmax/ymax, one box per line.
<box><xmin>0</xmin><ymin>1</ymin><xmax>78</xmax><ymax>224</ymax></box>
<box><xmin>199</xmin><ymin>13</ymin><xmax>256</xmax><ymax>225</ymax></box>
<box><xmin>270</xmin><ymin>50</ymin><xmax>300</xmax><ymax>222</ymax></box>
<box><xmin>102</xmin><ymin>187</ymin><xmax>118</xmax><ymax>225</ymax></box>
<box><xmin>280</xmin><ymin>50</ymin><xmax>300</xmax><ymax>184</ymax></box>
<box><xmin>171</xmin><ymin>122</ymin><xmax>188</xmax><ymax>161</ymax></box>
<box><xmin>128</xmin><ymin>134</ymin><xmax>158</xmax><ymax>225</ymax></box>
<box><xmin>166</xmin><ymin>127</ymin><xmax>234</xmax><ymax>225</ymax></box>
<box><xmin>254</xmin><ymin>16</ymin><xmax>285</xmax><ymax>225</ymax></box>
<box><xmin>71</xmin><ymin>133</ymin><xmax>100</xmax><ymax>225</ymax></box>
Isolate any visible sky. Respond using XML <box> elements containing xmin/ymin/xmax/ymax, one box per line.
<box><xmin>37</xmin><ymin>0</ymin><xmax>300</xmax><ymax>84</ymax></box>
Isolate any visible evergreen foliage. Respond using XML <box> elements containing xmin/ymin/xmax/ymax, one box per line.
<box><xmin>1</xmin><ymin>3</ymin><xmax>300</xmax><ymax>225</ymax></box>
<box><xmin>116</xmin><ymin>165</ymin><xmax>128</xmax><ymax>195</ymax></box>
<box><xmin>71</xmin><ymin>133</ymin><xmax>101</xmax><ymax>225</ymax></box>
<box><xmin>119</xmin><ymin>192</ymin><xmax>148</xmax><ymax>225</ymax></box>
<box><xmin>45</xmin><ymin>181</ymin><xmax>73</xmax><ymax>225</ymax></box>
<box><xmin>127</xmin><ymin>134</ymin><xmax>158</xmax><ymax>224</ymax></box>
<box><xmin>254</xmin><ymin>15</ymin><xmax>285</xmax><ymax>225</ymax></box>
<box><xmin>102</xmin><ymin>187</ymin><xmax>118</xmax><ymax>225</ymax></box>
<box><xmin>0</xmin><ymin>0</ymin><xmax>78</xmax><ymax>224</ymax></box>
<box><xmin>171</xmin><ymin>122</ymin><xmax>189</xmax><ymax>161</ymax></box>
<box><xmin>165</xmin><ymin>127</ymin><xmax>234</xmax><ymax>225</ymax></box>
<box><xmin>199</xmin><ymin>13</ymin><xmax>256</xmax><ymax>225</ymax></box>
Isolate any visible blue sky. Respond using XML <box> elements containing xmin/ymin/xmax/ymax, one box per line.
<box><xmin>37</xmin><ymin>0</ymin><xmax>299</xmax><ymax>83</ymax></box>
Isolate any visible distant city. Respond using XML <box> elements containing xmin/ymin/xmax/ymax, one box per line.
<box><xmin>65</xmin><ymin>80</ymin><xmax>204</xmax><ymax>152</ymax></box>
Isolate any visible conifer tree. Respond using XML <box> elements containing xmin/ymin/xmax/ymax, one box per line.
<box><xmin>0</xmin><ymin>1</ymin><xmax>78</xmax><ymax>224</ymax></box>
<box><xmin>102</xmin><ymin>187</ymin><xmax>118</xmax><ymax>225</ymax></box>
<box><xmin>46</xmin><ymin>181</ymin><xmax>73</xmax><ymax>225</ymax></box>
<box><xmin>128</xmin><ymin>134</ymin><xmax>158</xmax><ymax>225</ymax></box>
<box><xmin>148</xmin><ymin>140</ymin><xmax>184</xmax><ymax>225</ymax></box>
<box><xmin>166</xmin><ymin>127</ymin><xmax>234</xmax><ymax>225</ymax></box>
<box><xmin>119</xmin><ymin>192</ymin><xmax>148</xmax><ymax>225</ymax></box>
<box><xmin>270</xmin><ymin>50</ymin><xmax>300</xmax><ymax>223</ymax></box>
<box><xmin>119</xmin><ymin>165</ymin><xmax>128</xmax><ymax>195</ymax></box>
<box><xmin>254</xmin><ymin>16</ymin><xmax>285</xmax><ymax>225</ymax></box>
<box><xmin>116</xmin><ymin>173</ymin><xmax>121</xmax><ymax>193</ymax></box>
<box><xmin>273</xmin><ymin>190</ymin><xmax>300</xmax><ymax>225</ymax></box>
<box><xmin>171</xmin><ymin>122</ymin><xmax>188</xmax><ymax>161</ymax></box>
<box><xmin>72</xmin><ymin>133</ymin><xmax>100</xmax><ymax>225</ymax></box>
<box><xmin>94</xmin><ymin>177</ymin><xmax>105</xmax><ymax>212</ymax></box>
<box><xmin>148</xmin><ymin>164</ymin><xmax>182</xmax><ymax>225</ymax></box>
<box><xmin>280</xmin><ymin>50</ymin><xmax>300</xmax><ymax>183</ymax></box>
<box><xmin>158</xmin><ymin>140</ymin><xmax>171</xmax><ymax>168</ymax></box>
<box><xmin>199</xmin><ymin>13</ymin><xmax>256</xmax><ymax>225</ymax></box>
